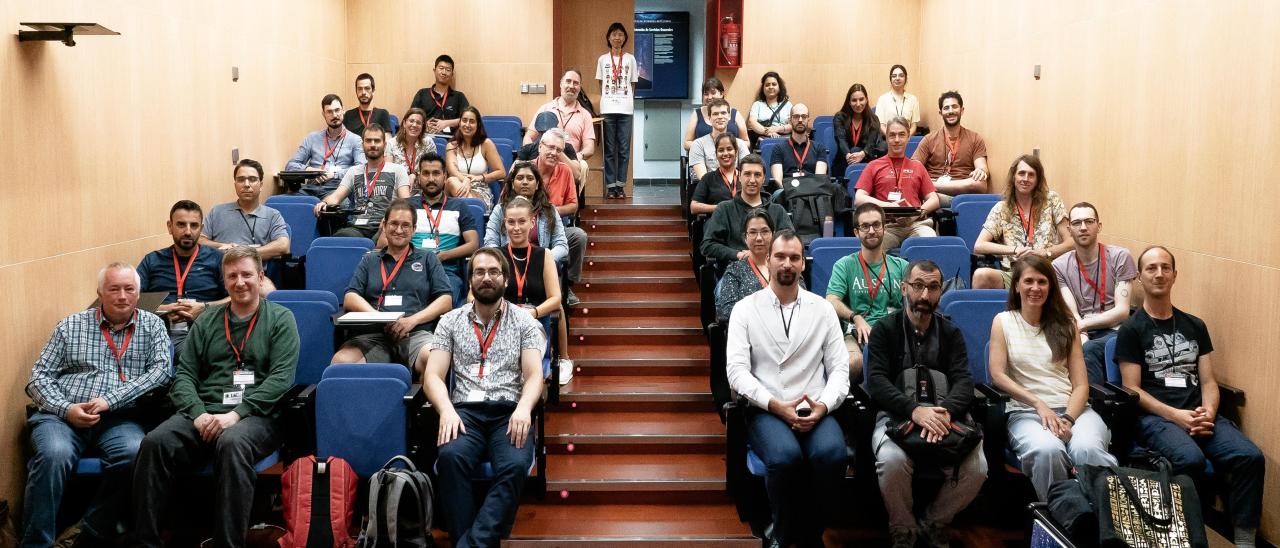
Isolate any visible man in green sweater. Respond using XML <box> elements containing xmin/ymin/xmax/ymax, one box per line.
<box><xmin>133</xmin><ymin>246</ymin><xmax>299</xmax><ymax>547</ymax></box>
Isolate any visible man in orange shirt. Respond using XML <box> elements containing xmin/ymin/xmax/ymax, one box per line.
<box><xmin>535</xmin><ymin>129</ymin><xmax>587</xmax><ymax>305</ymax></box>
<box><xmin>910</xmin><ymin>91</ymin><xmax>989</xmax><ymax>207</ymax></box>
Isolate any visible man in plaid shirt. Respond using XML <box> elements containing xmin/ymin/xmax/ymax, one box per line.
<box><xmin>22</xmin><ymin>262</ymin><xmax>172</xmax><ymax>547</ymax></box>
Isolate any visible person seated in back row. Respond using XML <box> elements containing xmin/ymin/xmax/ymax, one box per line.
<box><xmin>134</xmin><ymin>247</ymin><xmax>299</xmax><ymax>548</ymax></box>
<box><xmin>689</xmin><ymin>98</ymin><xmax>749</xmax><ymax>180</ymax></box>
<box><xmin>311</xmin><ymin>124</ymin><xmax>411</xmax><ymax>241</ymax></box>
<box><xmin>910</xmin><ymin>91</ymin><xmax>989</xmax><ymax>207</ymax></box>
<box><xmin>286</xmin><ymin>94</ymin><xmax>366</xmax><ymax>197</ymax></box>
<box><xmin>409</xmin><ymin>152</ymin><xmax>480</xmax><ymax>305</ymax></box>
<box><xmin>343</xmin><ymin>73</ymin><xmax>393</xmax><ymax>137</ymax></box>
<box><xmin>338</xmin><ymin>199</ymin><xmax>453</xmax><ymax>379</ymax></box>
<box><xmin>971</xmin><ymin>154</ymin><xmax>1071</xmax><ymax>289</ymax></box>
<box><xmin>200</xmin><ymin>159</ymin><xmax>291</xmax><ymax>261</ymax></box>
<box><xmin>768</xmin><ymin>103</ymin><xmax>828</xmax><ymax>188</ymax></box>
<box><xmin>1117</xmin><ymin>246</ymin><xmax>1265</xmax><ymax>548</ymax></box>
<box><xmin>22</xmin><ymin>263</ymin><xmax>172</xmax><ymax>547</ymax></box>
<box><xmin>700</xmin><ymin>155</ymin><xmax>792</xmax><ymax>265</ymax></box>
<box><xmin>424</xmin><ymin>248</ymin><xmax>546</xmax><ymax>547</ymax></box>
<box><xmin>409</xmin><ymin>54</ymin><xmax>470</xmax><ymax>135</ymax></box>
<box><xmin>853</xmin><ymin>116</ymin><xmax>939</xmax><ymax>251</ymax></box>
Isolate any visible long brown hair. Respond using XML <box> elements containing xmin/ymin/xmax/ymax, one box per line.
<box><xmin>1007</xmin><ymin>255</ymin><xmax>1077</xmax><ymax>363</ymax></box>
<box><xmin>499</xmin><ymin>161</ymin><xmax>556</xmax><ymax>229</ymax></box>
<box><xmin>1002</xmin><ymin>154</ymin><xmax>1049</xmax><ymax>214</ymax></box>
<box><xmin>395</xmin><ymin>107</ymin><xmax>428</xmax><ymax>151</ymax></box>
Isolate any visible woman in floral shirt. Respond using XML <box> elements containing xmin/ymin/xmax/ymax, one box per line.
<box><xmin>972</xmin><ymin>154</ymin><xmax>1073</xmax><ymax>288</ymax></box>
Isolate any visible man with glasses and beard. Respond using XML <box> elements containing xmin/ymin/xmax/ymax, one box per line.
<box><xmin>312</xmin><ymin>123</ymin><xmax>412</xmax><ymax>240</ymax></box>
<box><xmin>864</xmin><ymin>259</ymin><xmax>986</xmax><ymax>548</ymax></box>
<box><xmin>286</xmin><ymin>94</ymin><xmax>367</xmax><ymax>197</ymax></box>
<box><xmin>827</xmin><ymin>203</ymin><xmax>907</xmax><ymax>376</ymax></box>
<box><xmin>726</xmin><ymin>229</ymin><xmax>849</xmax><ymax>548</ymax></box>
<box><xmin>424</xmin><ymin>248</ymin><xmax>546</xmax><ymax>547</ymax></box>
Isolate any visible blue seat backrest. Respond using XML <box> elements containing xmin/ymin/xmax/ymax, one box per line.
<box><xmin>938</xmin><ymin>288</ymin><xmax>1006</xmax><ymax>310</ymax></box>
<box><xmin>948</xmin><ymin>193</ymin><xmax>1001</xmax><ymax>209</ymax></box>
<box><xmin>305</xmin><ymin>246</ymin><xmax>369</xmax><ymax>302</ymax></box>
<box><xmin>492</xmin><ymin>138</ymin><xmax>514</xmax><ymax>174</ymax></box>
<box><xmin>268</xmin><ymin>289</ymin><xmax>340</xmax><ymax>309</ymax></box>
<box><xmin>273</xmin><ymin>299</ymin><xmax>337</xmax><ymax>385</ymax></box>
<box><xmin>954</xmin><ymin>201</ymin><xmax>997</xmax><ymax>250</ymax></box>
<box><xmin>266</xmin><ymin>195</ymin><xmax>321</xmax><ymax>206</ymax></box>
<box><xmin>1104</xmin><ymin>335</ymin><xmax>1121</xmax><ymax>384</ymax></box>
<box><xmin>456</xmin><ymin>197</ymin><xmax>487</xmax><ymax>242</ymax></box>
<box><xmin>902</xmin><ymin>241</ymin><xmax>972</xmax><ymax>286</ymax></box>
<box><xmin>807</xmin><ymin>236</ymin><xmax>860</xmax><ymax>255</ymax></box>
<box><xmin>317</xmin><ymin>363</ymin><xmax>409</xmax><ymax>476</ymax></box>
<box><xmin>434</xmin><ymin>136</ymin><xmax>449</xmax><ymax>155</ymax></box>
<box><xmin>942</xmin><ymin>299</ymin><xmax>1007</xmax><ymax>382</ymax></box>
<box><xmin>758</xmin><ymin>137</ymin><xmax>787</xmax><ymax>166</ymax></box>
<box><xmin>483</xmin><ymin>118</ymin><xmax>523</xmax><ymax>146</ymax></box>
<box><xmin>899</xmin><ymin>236</ymin><xmax>966</xmax><ymax>254</ymax></box>
<box><xmin>817</xmin><ymin>126</ymin><xmax>836</xmax><ymax>165</ymax></box>
<box><xmin>311</xmin><ymin>236</ymin><xmax>374</xmax><ymax>250</ymax></box>
<box><xmin>905</xmin><ymin>135</ymin><xmax>923</xmax><ymax>158</ymax></box>
<box><xmin>388</xmin><ymin>114</ymin><xmax>400</xmax><ymax>135</ymax></box>
<box><xmin>272</xmin><ymin>202</ymin><xmax>319</xmax><ymax>258</ymax></box>
<box><xmin>811</xmin><ymin>243</ymin><xmax>860</xmax><ymax>295</ymax></box>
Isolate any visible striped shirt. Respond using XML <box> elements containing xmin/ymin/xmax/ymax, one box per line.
<box><xmin>430</xmin><ymin>301</ymin><xmax>544</xmax><ymax>404</ymax></box>
<box><xmin>27</xmin><ymin>308</ymin><xmax>173</xmax><ymax>418</ymax></box>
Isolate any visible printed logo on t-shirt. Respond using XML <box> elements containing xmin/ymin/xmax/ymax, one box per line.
<box><xmin>1146</xmin><ymin>332</ymin><xmax>1200</xmax><ymax>386</ymax></box>
<box><xmin>411</xmin><ymin>261</ymin><xmax>424</xmax><ymax>272</ymax></box>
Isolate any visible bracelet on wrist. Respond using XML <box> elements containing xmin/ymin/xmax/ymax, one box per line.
<box><xmin>1060</xmin><ymin>412</ymin><xmax>1076</xmax><ymax>425</ymax></box>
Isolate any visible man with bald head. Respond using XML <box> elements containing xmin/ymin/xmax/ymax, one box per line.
<box><xmin>23</xmin><ymin>263</ymin><xmax>172</xmax><ymax>547</ymax></box>
<box><xmin>768</xmin><ymin>103</ymin><xmax>829</xmax><ymax>187</ymax></box>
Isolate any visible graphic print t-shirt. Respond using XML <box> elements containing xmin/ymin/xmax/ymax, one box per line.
<box><xmin>1114</xmin><ymin>307</ymin><xmax>1213</xmax><ymax>410</ymax></box>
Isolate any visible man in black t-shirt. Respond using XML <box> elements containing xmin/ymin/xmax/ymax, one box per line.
<box><xmin>768</xmin><ymin>103</ymin><xmax>829</xmax><ymax>187</ymax></box>
<box><xmin>409</xmin><ymin>54</ymin><xmax>470</xmax><ymax>135</ymax></box>
<box><xmin>343</xmin><ymin>73</ymin><xmax>392</xmax><ymax>136</ymax></box>
<box><xmin>1115</xmin><ymin>246</ymin><xmax>1263</xmax><ymax>547</ymax></box>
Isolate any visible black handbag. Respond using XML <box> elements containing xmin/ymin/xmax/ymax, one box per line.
<box><xmin>884</xmin><ymin>313</ymin><xmax>982</xmax><ymax>467</ymax></box>
<box><xmin>1048</xmin><ymin>454</ymin><xmax>1208</xmax><ymax>548</ymax></box>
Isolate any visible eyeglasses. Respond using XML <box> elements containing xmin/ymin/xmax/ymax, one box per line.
<box><xmin>905</xmin><ymin>281</ymin><xmax>943</xmax><ymax>294</ymax></box>
<box><xmin>746</xmin><ymin>229</ymin><xmax>773</xmax><ymax>238</ymax></box>
<box><xmin>856</xmin><ymin>221</ymin><xmax>884</xmax><ymax>232</ymax></box>
<box><xmin>384</xmin><ymin>221</ymin><xmax>414</xmax><ymax>232</ymax></box>
<box><xmin>1068</xmin><ymin>218</ymin><xmax>1098</xmax><ymax>228</ymax></box>
<box><xmin>234</xmin><ymin>176</ymin><xmax>261</xmax><ymax>185</ymax></box>
<box><xmin>472</xmin><ymin>269</ymin><xmax>503</xmax><ymax>279</ymax></box>
<box><xmin>790</xmin><ymin>114</ymin><xmax>810</xmax><ymax>120</ymax></box>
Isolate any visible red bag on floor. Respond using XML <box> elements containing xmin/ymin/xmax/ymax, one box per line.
<box><xmin>279</xmin><ymin>456</ymin><xmax>358</xmax><ymax>548</ymax></box>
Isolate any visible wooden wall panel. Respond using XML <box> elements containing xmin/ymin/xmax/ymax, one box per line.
<box><xmin>0</xmin><ymin>0</ymin><xmax>347</xmax><ymax>504</ymax></box>
<box><xmin>916</xmin><ymin>1</ymin><xmax>1280</xmax><ymax>539</ymax></box>
<box><xmin>345</xmin><ymin>0</ymin><xmax>555</xmax><ymax>120</ymax></box>
<box><xmin>713</xmin><ymin>0</ymin><xmax>922</xmax><ymax>133</ymax></box>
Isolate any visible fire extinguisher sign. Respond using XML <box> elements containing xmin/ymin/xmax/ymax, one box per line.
<box><xmin>634</xmin><ymin>11</ymin><xmax>690</xmax><ymax>100</ymax></box>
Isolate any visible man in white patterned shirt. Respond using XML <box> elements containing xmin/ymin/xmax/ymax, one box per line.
<box><xmin>423</xmin><ymin>247</ymin><xmax>545</xmax><ymax>547</ymax></box>
<box><xmin>23</xmin><ymin>263</ymin><xmax>172</xmax><ymax>547</ymax></box>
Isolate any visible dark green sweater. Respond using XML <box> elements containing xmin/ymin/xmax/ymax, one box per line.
<box><xmin>699</xmin><ymin>194</ymin><xmax>793</xmax><ymax>263</ymax></box>
<box><xmin>170</xmin><ymin>299</ymin><xmax>299</xmax><ymax>419</ymax></box>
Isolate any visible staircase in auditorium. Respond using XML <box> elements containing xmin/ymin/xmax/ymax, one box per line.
<box><xmin>506</xmin><ymin>196</ymin><xmax>756</xmax><ymax>546</ymax></box>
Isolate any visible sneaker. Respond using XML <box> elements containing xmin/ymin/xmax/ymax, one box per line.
<box><xmin>54</xmin><ymin>524</ymin><xmax>82</xmax><ymax>548</ymax></box>
<box><xmin>919</xmin><ymin>520</ymin><xmax>951</xmax><ymax>548</ymax></box>
<box><xmin>888</xmin><ymin>526</ymin><xmax>917</xmax><ymax>548</ymax></box>
<box><xmin>607</xmin><ymin>187</ymin><xmax>625</xmax><ymax>199</ymax></box>
<box><xmin>558</xmin><ymin>358</ymin><xmax>574</xmax><ymax>385</ymax></box>
<box><xmin>565</xmin><ymin>288</ymin><xmax>581</xmax><ymax>306</ymax></box>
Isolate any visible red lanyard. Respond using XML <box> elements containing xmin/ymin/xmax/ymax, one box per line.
<box><xmin>97</xmin><ymin>309</ymin><xmax>136</xmax><ymax>382</ymax></box>
<box><xmin>471</xmin><ymin>303</ymin><xmax>505</xmax><ymax>378</ymax></box>
<box><xmin>1016</xmin><ymin>201</ymin><xmax>1037</xmax><ymax>246</ymax></box>
<box><xmin>889</xmin><ymin>157</ymin><xmax>906</xmax><ymax>192</ymax></box>
<box><xmin>789</xmin><ymin>139</ymin><xmax>811</xmax><ymax>169</ymax></box>
<box><xmin>431</xmin><ymin>87</ymin><xmax>449</xmax><ymax>111</ymax></box>
<box><xmin>508</xmin><ymin>243</ymin><xmax>533</xmax><ymax>300</ymax></box>
<box><xmin>172</xmin><ymin>246</ymin><xmax>199</xmax><ymax>299</ymax></box>
<box><xmin>747</xmin><ymin>255</ymin><xmax>768</xmax><ymax>288</ymax></box>
<box><xmin>364</xmin><ymin>161</ymin><xmax>387</xmax><ymax>199</ymax></box>
<box><xmin>719</xmin><ymin>167</ymin><xmax>738</xmax><ymax>197</ymax></box>
<box><xmin>406</xmin><ymin>141</ymin><xmax>417</xmax><ymax>174</ymax></box>
<box><xmin>944</xmin><ymin>128</ymin><xmax>960</xmax><ymax>169</ymax></box>
<box><xmin>611</xmin><ymin>52</ymin><xmax>623</xmax><ymax>83</ymax></box>
<box><xmin>323</xmin><ymin>129</ymin><xmax>345</xmax><ymax>168</ymax></box>
<box><xmin>1077</xmin><ymin>244</ymin><xmax>1108</xmax><ymax>307</ymax></box>
<box><xmin>424</xmin><ymin>194</ymin><xmax>447</xmax><ymax>247</ymax></box>
<box><xmin>850</xmin><ymin>119</ymin><xmax>862</xmax><ymax>148</ymax></box>
<box><xmin>358</xmin><ymin>109</ymin><xmax>372</xmax><ymax>129</ymax></box>
<box><xmin>223</xmin><ymin>308</ymin><xmax>260</xmax><ymax>368</ymax></box>
<box><xmin>858</xmin><ymin>252</ymin><xmax>888</xmax><ymax>302</ymax></box>
<box><xmin>377</xmin><ymin>247</ymin><xmax>412</xmax><ymax>309</ymax></box>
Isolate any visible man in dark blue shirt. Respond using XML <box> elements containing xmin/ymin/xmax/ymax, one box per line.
<box><xmin>768</xmin><ymin>103</ymin><xmax>829</xmax><ymax>187</ymax></box>
<box><xmin>334</xmin><ymin>199</ymin><xmax>453</xmax><ymax>378</ymax></box>
<box><xmin>138</xmin><ymin>200</ymin><xmax>229</xmax><ymax>355</ymax></box>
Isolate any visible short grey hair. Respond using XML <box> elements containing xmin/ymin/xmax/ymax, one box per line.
<box><xmin>885</xmin><ymin>116</ymin><xmax>912</xmax><ymax>133</ymax></box>
<box><xmin>97</xmin><ymin>262</ymin><xmax>141</xmax><ymax>291</ymax></box>
<box><xmin>540</xmin><ymin>127</ymin><xmax>569</xmax><ymax>146</ymax></box>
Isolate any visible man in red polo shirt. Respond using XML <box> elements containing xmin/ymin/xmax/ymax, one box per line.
<box><xmin>853</xmin><ymin>116</ymin><xmax>940</xmax><ymax>250</ymax></box>
<box><xmin>535</xmin><ymin>129</ymin><xmax>587</xmax><ymax>305</ymax></box>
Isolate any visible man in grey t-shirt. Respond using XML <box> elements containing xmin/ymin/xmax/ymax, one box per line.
<box><xmin>201</xmin><ymin>159</ymin><xmax>291</xmax><ymax>260</ymax></box>
<box><xmin>312</xmin><ymin>123</ymin><xmax>410</xmax><ymax>241</ymax></box>
<box><xmin>1051</xmin><ymin>202</ymin><xmax>1138</xmax><ymax>384</ymax></box>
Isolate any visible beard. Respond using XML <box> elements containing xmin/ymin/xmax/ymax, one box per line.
<box><xmin>327</xmin><ymin>118</ymin><xmax>343</xmax><ymax>129</ymax></box>
<box><xmin>910</xmin><ymin>296</ymin><xmax>936</xmax><ymax>316</ymax></box>
<box><xmin>473</xmin><ymin>282</ymin><xmax>505</xmax><ymax>305</ymax></box>
<box><xmin>775</xmin><ymin>269</ymin><xmax>798</xmax><ymax>286</ymax></box>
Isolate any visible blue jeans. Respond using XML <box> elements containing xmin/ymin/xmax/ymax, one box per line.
<box><xmin>602</xmin><ymin>114</ymin><xmax>633</xmax><ymax>190</ymax></box>
<box><xmin>446</xmin><ymin>270</ymin><xmax>464</xmax><ymax>309</ymax></box>
<box><xmin>746</xmin><ymin>408</ymin><xmax>846</xmax><ymax>544</ymax></box>
<box><xmin>436</xmin><ymin>402</ymin><xmax>534</xmax><ymax>548</ymax></box>
<box><xmin>1082</xmin><ymin>329</ymin><xmax>1115</xmax><ymax>385</ymax></box>
<box><xmin>22</xmin><ymin>411</ymin><xmax>146</xmax><ymax>546</ymax></box>
<box><xmin>1138</xmin><ymin>414</ymin><xmax>1264</xmax><ymax>529</ymax></box>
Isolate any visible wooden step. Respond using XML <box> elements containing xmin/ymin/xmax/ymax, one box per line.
<box><xmin>584</xmin><ymin>251</ymin><xmax>692</xmax><ymax>271</ymax></box>
<box><xmin>583</xmin><ymin>219</ymin><xmax>688</xmax><ymax>236</ymax></box>
<box><xmin>507</xmin><ymin>504</ymin><xmax>754</xmax><ymax>546</ymax></box>
<box><xmin>566</xmin><ymin>343</ymin><xmax>708</xmax><ymax>376</ymax></box>
<box><xmin>587</xmin><ymin>235</ymin><xmax>690</xmax><ymax>252</ymax></box>
<box><xmin>546</xmin><ymin>453</ymin><xmax>726</xmax><ymax>492</ymax></box>
<box><xmin>581</xmin><ymin>204</ymin><xmax>683</xmax><ymax>221</ymax></box>
<box><xmin>579</xmin><ymin>273</ymin><xmax>696</xmax><ymax>294</ymax></box>
<box><xmin>569</xmin><ymin>316</ymin><xmax>703</xmax><ymax>338</ymax></box>
<box><xmin>574</xmin><ymin>292</ymin><xmax>699</xmax><ymax>318</ymax></box>
<box><xmin>560</xmin><ymin>375</ymin><xmax>712</xmax><ymax>403</ymax></box>
<box><xmin>546</xmin><ymin>411</ymin><xmax>724</xmax><ymax>446</ymax></box>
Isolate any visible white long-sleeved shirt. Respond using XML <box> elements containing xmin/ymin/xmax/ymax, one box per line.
<box><xmin>726</xmin><ymin>287</ymin><xmax>850</xmax><ymax>412</ymax></box>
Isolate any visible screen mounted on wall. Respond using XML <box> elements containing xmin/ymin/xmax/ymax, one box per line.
<box><xmin>634</xmin><ymin>11</ymin><xmax>690</xmax><ymax>100</ymax></box>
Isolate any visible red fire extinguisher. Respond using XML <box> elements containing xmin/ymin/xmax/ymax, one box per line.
<box><xmin>720</xmin><ymin>15</ymin><xmax>740</xmax><ymax>66</ymax></box>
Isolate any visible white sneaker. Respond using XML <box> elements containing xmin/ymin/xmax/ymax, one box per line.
<box><xmin>558</xmin><ymin>358</ymin><xmax>574</xmax><ymax>385</ymax></box>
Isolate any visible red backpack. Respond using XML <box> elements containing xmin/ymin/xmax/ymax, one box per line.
<box><xmin>279</xmin><ymin>456</ymin><xmax>358</xmax><ymax>548</ymax></box>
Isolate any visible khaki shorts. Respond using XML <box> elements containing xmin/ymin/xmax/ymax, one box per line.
<box><xmin>343</xmin><ymin>330</ymin><xmax>434</xmax><ymax>369</ymax></box>
<box><xmin>1001</xmin><ymin>269</ymin><xmax>1013</xmax><ymax>288</ymax></box>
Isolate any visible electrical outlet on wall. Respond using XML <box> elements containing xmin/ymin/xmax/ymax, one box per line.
<box><xmin>520</xmin><ymin>82</ymin><xmax>529</xmax><ymax>94</ymax></box>
<box><xmin>532</xmin><ymin>83</ymin><xmax>546</xmax><ymax>94</ymax></box>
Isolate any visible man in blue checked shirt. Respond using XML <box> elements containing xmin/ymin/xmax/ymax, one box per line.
<box><xmin>22</xmin><ymin>262</ymin><xmax>172</xmax><ymax>547</ymax></box>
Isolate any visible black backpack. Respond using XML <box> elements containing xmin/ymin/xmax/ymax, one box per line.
<box><xmin>779</xmin><ymin>176</ymin><xmax>848</xmax><ymax>246</ymax></box>
<box><xmin>357</xmin><ymin>456</ymin><xmax>435</xmax><ymax>548</ymax></box>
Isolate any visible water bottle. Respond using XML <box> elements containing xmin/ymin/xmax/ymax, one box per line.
<box><xmin>822</xmin><ymin>216</ymin><xmax>834</xmax><ymax>238</ymax></box>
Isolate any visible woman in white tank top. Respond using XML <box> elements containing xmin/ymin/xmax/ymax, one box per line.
<box><xmin>988</xmin><ymin>255</ymin><xmax>1117</xmax><ymax>501</ymax></box>
<box><xmin>445</xmin><ymin>106</ymin><xmax>506</xmax><ymax>210</ymax></box>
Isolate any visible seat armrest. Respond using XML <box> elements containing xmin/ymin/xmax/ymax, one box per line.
<box><xmin>975</xmin><ymin>383</ymin><xmax>1010</xmax><ymax>403</ymax></box>
<box><xmin>1218</xmin><ymin>382</ymin><xmax>1245</xmax><ymax>402</ymax></box>
<box><xmin>1104</xmin><ymin>382</ymin><xmax>1138</xmax><ymax>404</ymax></box>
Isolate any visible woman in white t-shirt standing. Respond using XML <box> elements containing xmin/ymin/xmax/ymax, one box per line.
<box><xmin>874</xmin><ymin>64</ymin><xmax>921</xmax><ymax>136</ymax></box>
<box><xmin>596</xmin><ymin>22</ymin><xmax>639</xmax><ymax>200</ymax></box>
